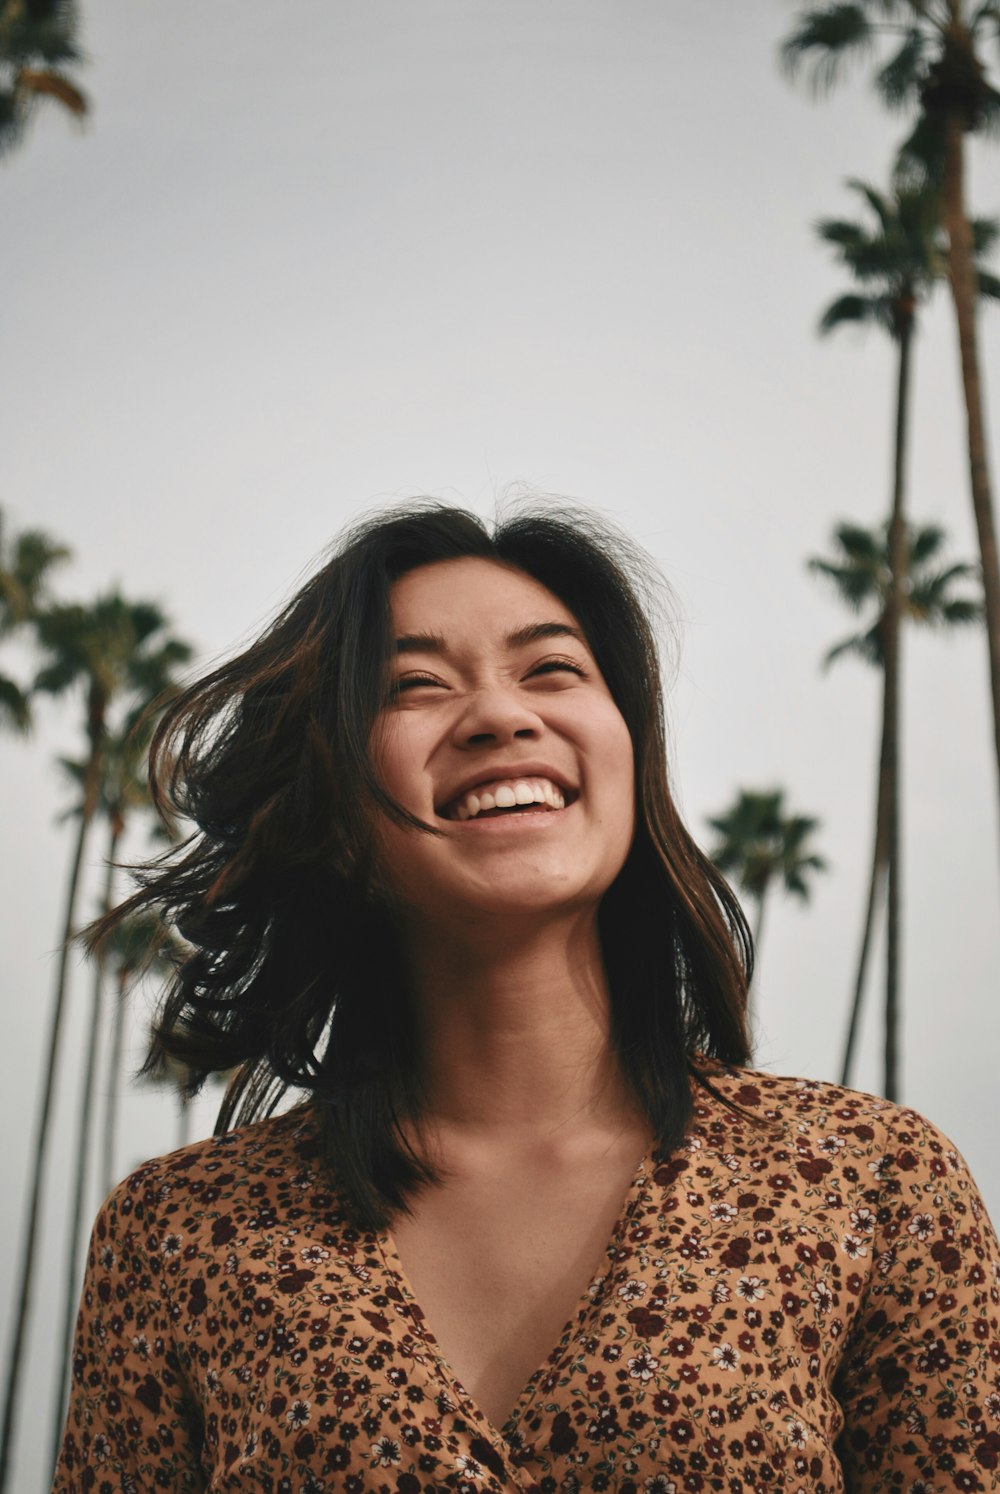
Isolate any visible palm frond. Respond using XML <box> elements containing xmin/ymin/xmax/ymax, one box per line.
<box><xmin>807</xmin><ymin>556</ymin><xmax>879</xmax><ymax>611</ymax></box>
<box><xmin>971</xmin><ymin>216</ymin><xmax>1000</xmax><ymax>258</ymax></box>
<box><xmin>976</xmin><ymin>269</ymin><xmax>1000</xmax><ymax>300</ymax></box>
<box><xmin>0</xmin><ymin>675</ymin><xmax>31</xmax><ymax>732</ymax></box>
<box><xmin>968</xmin><ymin>1</ymin><xmax>1000</xmax><ymax>31</ymax></box>
<box><xmin>907</xmin><ymin>522</ymin><xmax>946</xmax><ymax>565</ymax></box>
<box><xmin>822</xmin><ymin>628</ymin><xmax>883</xmax><ymax>670</ymax></box>
<box><xmin>816</xmin><ymin>217</ymin><xmax>869</xmax><ymax>249</ymax></box>
<box><xmin>818</xmin><ymin>292</ymin><xmax>880</xmax><ymax>332</ymax></box>
<box><xmin>845</xmin><ymin>177</ymin><xmax>894</xmax><ymax>230</ymax></box>
<box><xmin>781</xmin><ymin>4</ymin><xmax>876</xmax><ymax>92</ymax></box>
<box><xmin>15</xmin><ymin>66</ymin><xmax>86</xmax><ymax>116</ymax></box>
<box><xmin>977</xmin><ymin>85</ymin><xmax>1000</xmax><ymax>139</ymax></box>
<box><xmin>875</xmin><ymin>28</ymin><xmax>927</xmax><ymax>108</ymax></box>
<box><xmin>895</xmin><ymin>110</ymin><xmax>947</xmax><ymax>191</ymax></box>
<box><xmin>941</xmin><ymin>597</ymin><xmax>986</xmax><ymax>625</ymax></box>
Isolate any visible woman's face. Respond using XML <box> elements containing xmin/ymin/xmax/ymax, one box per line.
<box><xmin>370</xmin><ymin>556</ymin><xmax>636</xmax><ymax>925</ymax></box>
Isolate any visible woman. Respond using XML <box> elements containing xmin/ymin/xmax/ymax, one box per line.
<box><xmin>54</xmin><ymin>504</ymin><xmax>999</xmax><ymax>1493</ymax></box>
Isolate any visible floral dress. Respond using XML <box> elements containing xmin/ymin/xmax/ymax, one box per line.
<box><xmin>52</xmin><ymin>1062</ymin><xmax>1000</xmax><ymax>1492</ymax></box>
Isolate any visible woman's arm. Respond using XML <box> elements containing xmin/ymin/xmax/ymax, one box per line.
<box><xmin>834</xmin><ymin>1106</ymin><xmax>1000</xmax><ymax>1491</ymax></box>
<box><xmin>51</xmin><ymin>1178</ymin><xmax>206</xmax><ymax>1493</ymax></box>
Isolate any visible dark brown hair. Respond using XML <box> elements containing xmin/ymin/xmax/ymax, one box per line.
<box><xmin>103</xmin><ymin>502</ymin><xmax>753</xmax><ymax>1230</ymax></box>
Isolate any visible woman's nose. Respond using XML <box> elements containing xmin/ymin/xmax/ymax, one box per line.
<box><xmin>452</xmin><ymin>687</ymin><xmax>543</xmax><ymax>747</ymax></box>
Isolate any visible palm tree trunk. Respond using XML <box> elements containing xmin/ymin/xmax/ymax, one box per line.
<box><xmin>752</xmin><ymin>891</ymin><xmax>766</xmax><ymax>957</ymax></box>
<box><xmin>839</xmin><ymin>740</ymin><xmax>889</xmax><ymax>1086</ymax></box>
<box><xmin>881</xmin><ymin>307</ymin><xmax>912</xmax><ymax>1104</ymax></box>
<box><xmin>177</xmin><ymin>1090</ymin><xmax>193</xmax><ymax>1151</ymax></box>
<box><xmin>0</xmin><ymin>750</ymin><xmax>100</xmax><ymax>1491</ymax></box>
<box><xmin>99</xmin><ymin>964</ymin><xmax>127</xmax><ymax>1201</ymax></box>
<box><xmin>942</xmin><ymin>113</ymin><xmax>1000</xmax><ymax>871</ymax></box>
<box><xmin>51</xmin><ymin>825</ymin><xmax>119</xmax><ymax>1465</ymax></box>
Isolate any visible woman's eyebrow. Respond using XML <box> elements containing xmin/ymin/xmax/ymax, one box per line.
<box><xmin>394</xmin><ymin>621</ymin><xmax>587</xmax><ymax>655</ymax></box>
<box><xmin>506</xmin><ymin>621</ymin><xmax>587</xmax><ymax>648</ymax></box>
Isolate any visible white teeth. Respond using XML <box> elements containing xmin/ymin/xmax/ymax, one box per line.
<box><xmin>446</xmin><ymin>776</ymin><xmax>569</xmax><ymax>820</ymax></box>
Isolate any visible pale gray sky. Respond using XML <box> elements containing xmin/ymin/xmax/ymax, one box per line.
<box><xmin>3</xmin><ymin>4</ymin><xmax>999</xmax><ymax>1487</ymax></box>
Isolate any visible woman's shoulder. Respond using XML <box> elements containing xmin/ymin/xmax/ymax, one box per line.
<box><xmin>690</xmin><ymin>1053</ymin><xmax>977</xmax><ymax>1187</ymax></box>
<box><xmin>95</xmin><ymin>1103</ymin><xmax>331</xmax><ymax>1240</ymax></box>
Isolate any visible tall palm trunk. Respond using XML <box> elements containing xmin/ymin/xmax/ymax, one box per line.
<box><xmin>839</xmin><ymin>306</ymin><xmax>911</xmax><ymax>1097</ymax></box>
<box><xmin>51</xmin><ymin>819</ymin><xmax>120</xmax><ymax>1465</ymax></box>
<box><xmin>840</xmin><ymin>723</ymin><xmax>889</xmax><ymax>1085</ymax></box>
<box><xmin>99</xmin><ymin>961</ymin><xmax>128</xmax><ymax>1200</ymax></box>
<box><xmin>942</xmin><ymin>113</ymin><xmax>1000</xmax><ymax>868</ymax></box>
<box><xmin>882</xmin><ymin>305</ymin><xmax>912</xmax><ymax>1103</ymax></box>
<box><xmin>0</xmin><ymin>693</ymin><xmax>104</xmax><ymax>1493</ymax></box>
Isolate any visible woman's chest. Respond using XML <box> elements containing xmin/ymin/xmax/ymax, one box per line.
<box><xmin>162</xmin><ymin>1142</ymin><xmax>873</xmax><ymax>1489</ymax></box>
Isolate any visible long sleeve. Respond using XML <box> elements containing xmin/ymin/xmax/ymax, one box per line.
<box><xmin>834</xmin><ymin>1106</ymin><xmax>1000</xmax><ymax>1492</ymax></box>
<box><xmin>51</xmin><ymin>1179</ymin><xmax>206</xmax><ymax>1494</ymax></box>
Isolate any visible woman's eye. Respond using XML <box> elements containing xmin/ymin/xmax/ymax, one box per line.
<box><xmin>392</xmin><ymin>674</ymin><xmax>443</xmax><ymax>695</ymax></box>
<box><xmin>530</xmin><ymin>658</ymin><xmax>585</xmax><ymax>678</ymax></box>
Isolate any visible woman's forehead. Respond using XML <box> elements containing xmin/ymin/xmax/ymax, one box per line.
<box><xmin>389</xmin><ymin>557</ymin><xmax>583</xmax><ymax>643</ymax></box>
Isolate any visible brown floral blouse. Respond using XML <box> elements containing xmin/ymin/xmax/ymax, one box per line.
<box><xmin>53</xmin><ymin>1062</ymin><xmax>1000</xmax><ymax>1493</ymax></box>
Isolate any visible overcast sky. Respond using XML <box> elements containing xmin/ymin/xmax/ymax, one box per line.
<box><xmin>3</xmin><ymin>4</ymin><xmax>999</xmax><ymax>1487</ymax></box>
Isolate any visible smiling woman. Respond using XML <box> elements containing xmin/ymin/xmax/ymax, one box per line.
<box><xmin>52</xmin><ymin>504</ymin><xmax>999</xmax><ymax>1493</ymax></box>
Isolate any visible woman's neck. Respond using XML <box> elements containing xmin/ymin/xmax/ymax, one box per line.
<box><xmin>400</xmin><ymin>907</ymin><xmax>644</xmax><ymax>1153</ymax></box>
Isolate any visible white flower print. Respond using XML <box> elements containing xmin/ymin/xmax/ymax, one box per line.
<box><xmin>644</xmin><ymin>1478</ymin><xmax>677</xmax><ymax>1492</ymax></box>
<box><xmin>371</xmin><ymin>1437</ymin><xmax>402</xmax><ymax>1467</ymax></box>
<box><xmin>627</xmin><ymin>1351</ymin><xmax>660</xmax><ymax>1382</ymax></box>
<box><xmin>709</xmin><ymin>1201</ymin><xmax>737</xmax><ymax>1222</ymax></box>
<box><xmin>711</xmin><ymin>1282</ymin><xmax>731</xmax><ymax>1305</ymax></box>
<box><xmin>455</xmin><ymin>1454</ymin><xmax>483</xmax><ymax>1479</ymax></box>
<box><xmin>617</xmin><ymin>1278</ymin><xmax>647</xmax><ymax>1302</ymax></box>
<box><xmin>785</xmin><ymin>1418</ymin><xmax>808</xmax><ymax>1447</ymax></box>
<box><xmin>286</xmin><ymin>1399</ymin><xmax>310</xmax><ymax>1428</ymax></box>
<box><xmin>301</xmin><ymin>1244</ymin><xmax>330</xmax><ymax>1262</ymax></box>
<box><xmin>877</xmin><ymin>1246</ymin><xmax>897</xmax><ymax>1277</ymax></box>
<box><xmin>841</xmin><ymin>1234</ymin><xmax>868</xmax><ymax>1260</ymax></box>
<box><xmin>849</xmin><ymin>1207</ymin><xmax>876</xmax><ymax>1234</ymax></box>
<box><xmin>736</xmin><ymin>1275</ymin><xmax>766</xmax><ymax>1301</ymax></box>
<box><xmin>985</xmin><ymin>1391</ymin><xmax>1000</xmax><ymax>1420</ymax></box>
<box><xmin>907</xmin><ymin>1213</ymin><xmax>934</xmax><ymax>1241</ymax></box>
<box><xmin>810</xmin><ymin>1281</ymin><xmax>835</xmax><ymax>1313</ymax></box>
<box><xmin>867</xmin><ymin>1155</ymin><xmax>890</xmax><ymax>1181</ymax></box>
<box><xmin>711</xmin><ymin>1342</ymin><xmax>740</xmax><ymax>1370</ymax></box>
<box><xmin>819</xmin><ymin>1135</ymin><xmax>846</xmax><ymax>1154</ymax></box>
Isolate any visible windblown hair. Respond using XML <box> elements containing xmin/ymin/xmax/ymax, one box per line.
<box><xmin>100</xmin><ymin>502</ymin><xmax>753</xmax><ymax>1231</ymax></box>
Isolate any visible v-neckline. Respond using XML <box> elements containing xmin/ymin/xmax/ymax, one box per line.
<box><xmin>375</xmin><ymin>1141</ymin><xmax>653</xmax><ymax>1444</ymax></box>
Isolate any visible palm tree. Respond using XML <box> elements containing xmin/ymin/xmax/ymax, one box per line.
<box><xmin>0</xmin><ymin>0</ymin><xmax>87</xmax><ymax>158</ymax></box>
<box><xmin>97</xmin><ymin>781</ymin><xmax>180</xmax><ymax>1200</ymax></box>
<box><xmin>706</xmin><ymin>789</ymin><xmax>827</xmax><ymax>971</ymax></box>
<box><xmin>809</xmin><ymin>520</ymin><xmax>982</xmax><ymax>1097</ymax></box>
<box><xmin>813</xmin><ymin>180</ymin><xmax>996</xmax><ymax>1102</ymax></box>
<box><xmin>50</xmin><ymin>713</ymin><xmax>181</xmax><ymax>1458</ymax></box>
<box><xmin>782</xmin><ymin>0</ymin><xmax>1000</xmax><ymax>868</ymax></box>
<box><xmin>0</xmin><ymin>593</ymin><xmax>191</xmax><ymax>1493</ymax></box>
<box><xmin>0</xmin><ymin>508</ymin><xmax>69</xmax><ymax>730</ymax></box>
